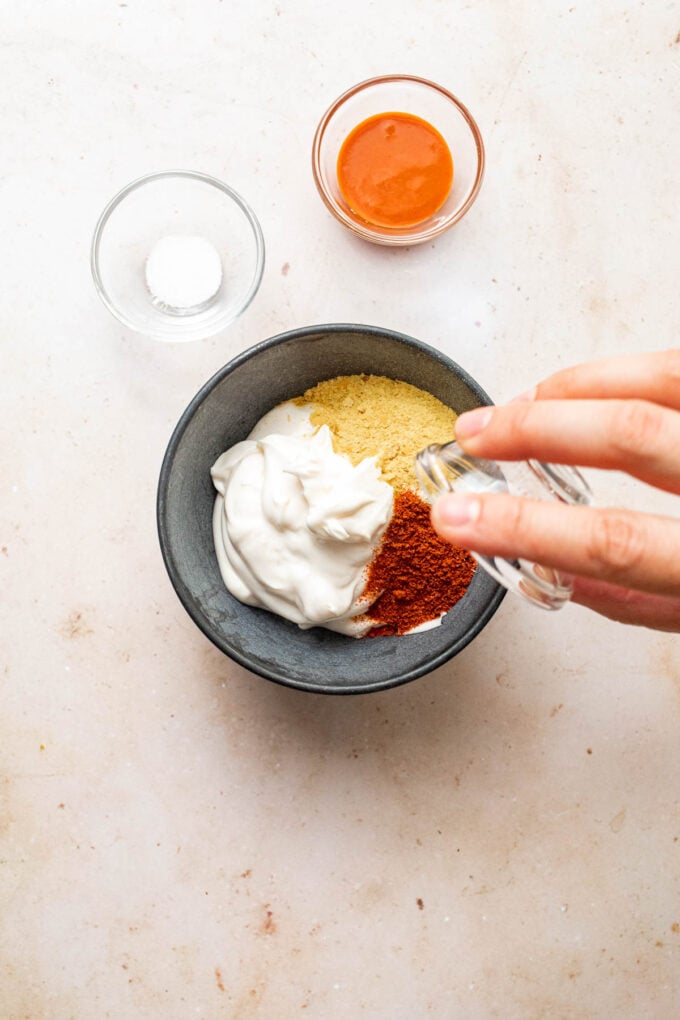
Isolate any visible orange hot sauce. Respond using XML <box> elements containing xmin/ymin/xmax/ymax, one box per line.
<box><xmin>336</xmin><ymin>111</ymin><xmax>454</xmax><ymax>229</ymax></box>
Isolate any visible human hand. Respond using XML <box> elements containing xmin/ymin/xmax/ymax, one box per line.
<box><xmin>431</xmin><ymin>350</ymin><xmax>680</xmax><ymax>632</ymax></box>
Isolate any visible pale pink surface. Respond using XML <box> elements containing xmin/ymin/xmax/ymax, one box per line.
<box><xmin>1</xmin><ymin>1</ymin><xmax>679</xmax><ymax>1017</ymax></box>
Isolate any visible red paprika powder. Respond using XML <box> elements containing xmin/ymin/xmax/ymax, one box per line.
<box><xmin>363</xmin><ymin>489</ymin><xmax>476</xmax><ymax>637</ymax></box>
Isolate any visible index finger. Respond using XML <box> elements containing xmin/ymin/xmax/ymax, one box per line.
<box><xmin>453</xmin><ymin>398</ymin><xmax>680</xmax><ymax>494</ymax></box>
<box><xmin>525</xmin><ymin>349</ymin><xmax>680</xmax><ymax>411</ymax></box>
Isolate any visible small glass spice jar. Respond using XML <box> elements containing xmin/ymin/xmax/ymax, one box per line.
<box><xmin>415</xmin><ymin>441</ymin><xmax>593</xmax><ymax>610</ymax></box>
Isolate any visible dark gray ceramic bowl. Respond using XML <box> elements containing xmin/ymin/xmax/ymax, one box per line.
<box><xmin>157</xmin><ymin>324</ymin><xmax>505</xmax><ymax>694</ymax></box>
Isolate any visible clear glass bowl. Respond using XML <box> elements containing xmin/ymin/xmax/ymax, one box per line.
<box><xmin>312</xmin><ymin>74</ymin><xmax>485</xmax><ymax>246</ymax></box>
<box><xmin>416</xmin><ymin>441</ymin><xmax>593</xmax><ymax>610</ymax></box>
<box><xmin>91</xmin><ymin>170</ymin><xmax>265</xmax><ymax>342</ymax></box>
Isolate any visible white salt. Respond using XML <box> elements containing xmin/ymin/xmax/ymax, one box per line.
<box><xmin>145</xmin><ymin>235</ymin><xmax>222</xmax><ymax>310</ymax></box>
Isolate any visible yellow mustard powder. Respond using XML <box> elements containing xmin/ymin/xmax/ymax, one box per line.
<box><xmin>296</xmin><ymin>374</ymin><xmax>457</xmax><ymax>491</ymax></box>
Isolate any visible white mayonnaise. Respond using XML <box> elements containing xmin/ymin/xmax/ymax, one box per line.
<box><xmin>211</xmin><ymin>412</ymin><xmax>393</xmax><ymax>636</ymax></box>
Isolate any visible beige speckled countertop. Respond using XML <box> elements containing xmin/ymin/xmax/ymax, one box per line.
<box><xmin>2</xmin><ymin>2</ymin><xmax>680</xmax><ymax>1017</ymax></box>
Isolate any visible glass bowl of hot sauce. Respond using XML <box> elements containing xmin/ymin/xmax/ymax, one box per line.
<box><xmin>312</xmin><ymin>74</ymin><xmax>485</xmax><ymax>246</ymax></box>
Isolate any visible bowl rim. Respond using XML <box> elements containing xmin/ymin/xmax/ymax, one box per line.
<box><xmin>311</xmin><ymin>74</ymin><xmax>486</xmax><ymax>246</ymax></box>
<box><xmin>90</xmin><ymin>168</ymin><xmax>266</xmax><ymax>340</ymax></box>
<box><xmin>157</xmin><ymin>323</ymin><xmax>506</xmax><ymax>694</ymax></box>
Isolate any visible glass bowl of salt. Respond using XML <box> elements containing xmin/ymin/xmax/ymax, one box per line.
<box><xmin>91</xmin><ymin>170</ymin><xmax>265</xmax><ymax>342</ymax></box>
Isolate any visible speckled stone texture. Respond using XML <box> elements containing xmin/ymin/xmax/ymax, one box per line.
<box><xmin>1</xmin><ymin>1</ymin><xmax>679</xmax><ymax>1017</ymax></box>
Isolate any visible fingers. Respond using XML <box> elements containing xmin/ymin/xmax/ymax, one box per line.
<box><xmin>570</xmin><ymin>577</ymin><xmax>680</xmax><ymax>633</ymax></box>
<box><xmin>530</xmin><ymin>349</ymin><xmax>680</xmax><ymax>411</ymax></box>
<box><xmin>431</xmin><ymin>493</ymin><xmax>680</xmax><ymax>597</ymax></box>
<box><xmin>453</xmin><ymin>399</ymin><xmax>680</xmax><ymax>494</ymax></box>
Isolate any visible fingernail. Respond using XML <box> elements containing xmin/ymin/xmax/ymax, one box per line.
<box><xmin>510</xmin><ymin>386</ymin><xmax>536</xmax><ymax>403</ymax></box>
<box><xmin>435</xmin><ymin>495</ymin><xmax>481</xmax><ymax>527</ymax></box>
<box><xmin>455</xmin><ymin>407</ymin><xmax>492</xmax><ymax>440</ymax></box>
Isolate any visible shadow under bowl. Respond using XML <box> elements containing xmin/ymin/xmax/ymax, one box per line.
<box><xmin>157</xmin><ymin>324</ymin><xmax>505</xmax><ymax>694</ymax></box>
